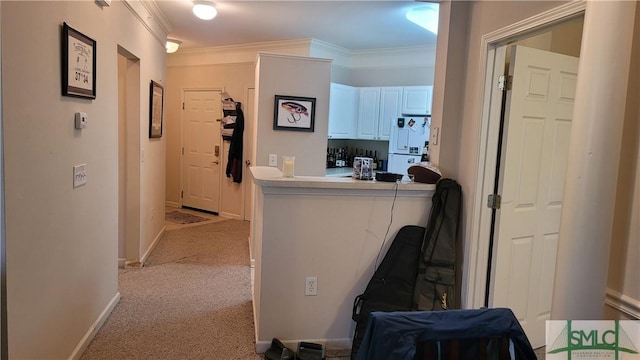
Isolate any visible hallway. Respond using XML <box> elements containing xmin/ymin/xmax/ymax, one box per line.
<box><xmin>81</xmin><ymin>210</ymin><xmax>261</xmax><ymax>359</ymax></box>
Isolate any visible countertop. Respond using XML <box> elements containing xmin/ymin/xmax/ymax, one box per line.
<box><xmin>250</xmin><ymin>166</ymin><xmax>436</xmax><ymax>191</ymax></box>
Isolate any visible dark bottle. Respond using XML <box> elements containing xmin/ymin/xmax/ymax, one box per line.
<box><xmin>372</xmin><ymin>151</ymin><xmax>378</xmax><ymax>170</ymax></box>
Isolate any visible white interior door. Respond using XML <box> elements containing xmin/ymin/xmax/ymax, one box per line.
<box><xmin>490</xmin><ymin>45</ymin><xmax>578</xmax><ymax>348</ymax></box>
<box><xmin>182</xmin><ymin>90</ymin><xmax>222</xmax><ymax>213</ymax></box>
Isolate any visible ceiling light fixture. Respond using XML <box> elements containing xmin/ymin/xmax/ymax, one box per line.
<box><xmin>193</xmin><ymin>0</ymin><xmax>217</xmax><ymax>21</ymax></box>
<box><xmin>406</xmin><ymin>4</ymin><xmax>439</xmax><ymax>34</ymax></box>
<box><xmin>166</xmin><ymin>39</ymin><xmax>182</xmax><ymax>54</ymax></box>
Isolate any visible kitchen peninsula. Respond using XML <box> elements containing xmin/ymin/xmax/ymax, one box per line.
<box><xmin>249</xmin><ymin>166</ymin><xmax>435</xmax><ymax>352</ymax></box>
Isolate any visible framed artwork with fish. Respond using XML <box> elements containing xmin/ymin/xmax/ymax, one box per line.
<box><xmin>273</xmin><ymin>95</ymin><xmax>316</xmax><ymax>132</ymax></box>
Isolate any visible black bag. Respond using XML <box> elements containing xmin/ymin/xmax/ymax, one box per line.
<box><xmin>413</xmin><ymin>178</ymin><xmax>462</xmax><ymax>311</ymax></box>
<box><xmin>350</xmin><ymin>225</ymin><xmax>425</xmax><ymax>359</ymax></box>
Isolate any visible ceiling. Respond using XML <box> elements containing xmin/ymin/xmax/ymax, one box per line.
<box><xmin>153</xmin><ymin>0</ymin><xmax>439</xmax><ymax>52</ymax></box>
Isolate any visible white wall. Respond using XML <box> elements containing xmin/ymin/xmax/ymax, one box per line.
<box><xmin>1</xmin><ymin>1</ymin><xmax>166</xmax><ymax>357</ymax></box>
<box><xmin>252</xmin><ymin>175</ymin><xmax>434</xmax><ymax>350</ymax></box>
<box><xmin>254</xmin><ymin>53</ymin><xmax>332</xmax><ymax>176</ymax></box>
<box><xmin>433</xmin><ymin>0</ymin><xmax>639</xmax><ymax>318</ymax></box>
<box><xmin>605</xmin><ymin>2</ymin><xmax>640</xmax><ymax>319</ymax></box>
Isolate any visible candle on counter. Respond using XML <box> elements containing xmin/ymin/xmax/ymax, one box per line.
<box><xmin>282</xmin><ymin>156</ymin><xmax>295</xmax><ymax>177</ymax></box>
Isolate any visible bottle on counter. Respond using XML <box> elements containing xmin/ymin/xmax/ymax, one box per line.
<box><xmin>372</xmin><ymin>151</ymin><xmax>378</xmax><ymax>170</ymax></box>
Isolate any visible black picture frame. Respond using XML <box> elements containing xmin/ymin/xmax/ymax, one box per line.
<box><xmin>149</xmin><ymin>80</ymin><xmax>164</xmax><ymax>138</ymax></box>
<box><xmin>61</xmin><ymin>22</ymin><xmax>96</xmax><ymax>99</ymax></box>
<box><xmin>273</xmin><ymin>95</ymin><xmax>316</xmax><ymax>132</ymax></box>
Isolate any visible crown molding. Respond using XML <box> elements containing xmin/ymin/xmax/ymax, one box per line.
<box><xmin>145</xmin><ymin>1</ymin><xmax>174</xmax><ymax>35</ymax></box>
<box><xmin>122</xmin><ymin>0</ymin><xmax>170</xmax><ymax>49</ymax></box>
<box><xmin>168</xmin><ymin>37</ymin><xmax>434</xmax><ymax>70</ymax></box>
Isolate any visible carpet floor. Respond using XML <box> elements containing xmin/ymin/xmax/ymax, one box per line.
<box><xmin>80</xmin><ymin>219</ymin><xmax>262</xmax><ymax>360</ymax></box>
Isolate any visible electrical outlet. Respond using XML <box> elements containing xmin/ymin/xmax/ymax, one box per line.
<box><xmin>269</xmin><ymin>153</ymin><xmax>278</xmax><ymax>167</ymax></box>
<box><xmin>305</xmin><ymin>276</ymin><xmax>317</xmax><ymax>296</ymax></box>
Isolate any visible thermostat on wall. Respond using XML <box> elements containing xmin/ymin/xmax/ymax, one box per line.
<box><xmin>75</xmin><ymin>112</ymin><xmax>88</xmax><ymax>129</ymax></box>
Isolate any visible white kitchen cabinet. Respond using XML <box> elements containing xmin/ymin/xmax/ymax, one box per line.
<box><xmin>357</xmin><ymin>87</ymin><xmax>402</xmax><ymax>140</ymax></box>
<box><xmin>378</xmin><ymin>87</ymin><xmax>403</xmax><ymax>140</ymax></box>
<box><xmin>356</xmin><ymin>87</ymin><xmax>380</xmax><ymax>140</ymax></box>
<box><xmin>328</xmin><ymin>83</ymin><xmax>359</xmax><ymax>139</ymax></box>
<box><xmin>402</xmin><ymin>86</ymin><xmax>433</xmax><ymax>115</ymax></box>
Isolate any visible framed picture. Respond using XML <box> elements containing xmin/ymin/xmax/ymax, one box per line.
<box><xmin>149</xmin><ymin>80</ymin><xmax>164</xmax><ymax>138</ymax></box>
<box><xmin>61</xmin><ymin>22</ymin><xmax>96</xmax><ymax>99</ymax></box>
<box><xmin>273</xmin><ymin>95</ymin><xmax>316</xmax><ymax>132</ymax></box>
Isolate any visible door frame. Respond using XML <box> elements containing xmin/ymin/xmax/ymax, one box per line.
<box><xmin>464</xmin><ymin>1</ymin><xmax>586</xmax><ymax>309</ymax></box>
<box><xmin>179</xmin><ymin>87</ymin><xmax>224</xmax><ymax>210</ymax></box>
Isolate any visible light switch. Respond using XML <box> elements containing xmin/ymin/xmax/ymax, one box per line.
<box><xmin>73</xmin><ymin>164</ymin><xmax>87</xmax><ymax>188</ymax></box>
<box><xmin>269</xmin><ymin>154</ymin><xmax>278</xmax><ymax>167</ymax></box>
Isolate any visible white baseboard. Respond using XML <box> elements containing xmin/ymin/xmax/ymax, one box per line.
<box><xmin>68</xmin><ymin>292</ymin><xmax>121</xmax><ymax>360</ymax></box>
<box><xmin>140</xmin><ymin>225</ymin><xmax>166</xmax><ymax>265</ymax></box>
<box><xmin>605</xmin><ymin>288</ymin><xmax>640</xmax><ymax>319</ymax></box>
<box><xmin>219</xmin><ymin>211</ymin><xmax>241</xmax><ymax>220</ymax></box>
<box><xmin>118</xmin><ymin>257</ymin><xmax>127</xmax><ymax>268</ymax></box>
<box><xmin>165</xmin><ymin>200</ymin><xmax>180</xmax><ymax>208</ymax></box>
<box><xmin>256</xmin><ymin>338</ymin><xmax>352</xmax><ymax>354</ymax></box>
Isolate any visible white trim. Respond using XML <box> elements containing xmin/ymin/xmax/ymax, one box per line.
<box><xmin>465</xmin><ymin>0</ymin><xmax>586</xmax><ymax>309</ymax></box>
<box><xmin>167</xmin><ymin>37</ymin><xmax>435</xmax><ymax>70</ymax></box>
<box><xmin>605</xmin><ymin>288</ymin><xmax>640</xmax><ymax>320</ymax></box>
<box><xmin>165</xmin><ymin>200</ymin><xmax>180</xmax><ymax>208</ymax></box>
<box><xmin>139</xmin><ymin>225</ymin><xmax>166</xmax><ymax>265</ymax></box>
<box><xmin>117</xmin><ymin>257</ymin><xmax>127</xmax><ymax>268</ymax></box>
<box><xmin>68</xmin><ymin>292</ymin><xmax>121</xmax><ymax>360</ymax></box>
<box><xmin>122</xmin><ymin>0</ymin><xmax>168</xmax><ymax>49</ymax></box>
<box><xmin>255</xmin><ymin>338</ymin><xmax>352</xmax><ymax>355</ymax></box>
<box><xmin>218</xmin><ymin>212</ymin><xmax>242</xmax><ymax>220</ymax></box>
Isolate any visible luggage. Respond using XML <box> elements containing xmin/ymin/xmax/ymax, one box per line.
<box><xmin>350</xmin><ymin>178</ymin><xmax>462</xmax><ymax>359</ymax></box>
<box><xmin>413</xmin><ymin>178</ymin><xmax>462</xmax><ymax>311</ymax></box>
<box><xmin>350</xmin><ymin>225</ymin><xmax>425</xmax><ymax>359</ymax></box>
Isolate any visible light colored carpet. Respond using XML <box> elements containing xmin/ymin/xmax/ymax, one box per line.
<box><xmin>80</xmin><ymin>220</ymin><xmax>262</xmax><ymax>360</ymax></box>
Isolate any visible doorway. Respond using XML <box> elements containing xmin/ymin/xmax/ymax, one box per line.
<box><xmin>117</xmin><ymin>47</ymin><xmax>141</xmax><ymax>267</ymax></box>
<box><xmin>181</xmin><ymin>89</ymin><xmax>223</xmax><ymax>214</ymax></box>
<box><xmin>468</xmin><ymin>5</ymin><xmax>584</xmax><ymax>349</ymax></box>
<box><xmin>489</xmin><ymin>43</ymin><xmax>579</xmax><ymax>348</ymax></box>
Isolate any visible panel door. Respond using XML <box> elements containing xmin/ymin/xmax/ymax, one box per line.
<box><xmin>182</xmin><ymin>90</ymin><xmax>222</xmax><ymax>213</ymax></box>
<box><xmin>491</xmin><ymin>45</ymin><xmax>579</xmax><ymax>348</ymax></box>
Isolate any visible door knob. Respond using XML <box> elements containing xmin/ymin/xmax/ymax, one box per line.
<box><xmin>211</xmin><ymin>161</ymin><xmax>219</xmax><ymax>165</ymax></box>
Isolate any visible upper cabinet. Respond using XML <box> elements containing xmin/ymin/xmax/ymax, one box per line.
<box><xmin>378</xmin><ymin>87</ymin><xmax>403</xmax><ymax>140</ymax></box>
<box><xmin>356</xmin><ymin>87</ymin><xmax>381</xmax><ymax>140</ymax></box>
<box><xmin>328</xmin><ymin>84</ymin><xmax>430</xmax><ymax>140</ymax></box>
<box><xmin>356</xmin><ymin>87</ymin><xmax>403</xmax><ymax>141</ymax></box>
<box><xmin>401</xmin><ymin>86</ymin><xmax>433</xmax><ymax>116</ymax></box>
<box><xmin>328</xmin><ymin>83</ymin><xmax>359</xmax><ymax>139</ymax></box>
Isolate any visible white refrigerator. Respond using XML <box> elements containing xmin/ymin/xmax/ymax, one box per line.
<box><xmin>387</xmin><ymin>116</ymin><xmax>430</xmax><ymax>179</ymax></box>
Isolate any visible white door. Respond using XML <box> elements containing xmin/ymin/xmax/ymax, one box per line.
<box><xmin>490</xmin><ymin>46</ymin><xmax>578</xmax><ymax>348</ymax></box>
<box><xmin>182</xmin><ymin>90</ymin><xmax>222</xmax><ymax>213</ymax></box>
